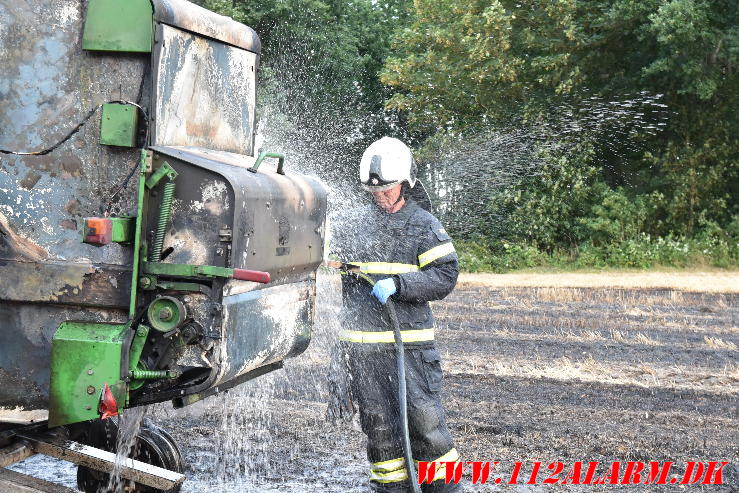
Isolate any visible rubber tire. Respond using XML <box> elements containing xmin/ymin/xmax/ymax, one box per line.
<box><xmin>77</xmin><ymin>419</ymin><xmax>184</xmax><ymax>493</ymax></box>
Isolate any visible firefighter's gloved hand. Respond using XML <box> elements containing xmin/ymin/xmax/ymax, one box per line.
<box><xmin>372</xmin><ymin>278</ymin><xmax>397</xmax><ymax>304</ymax></box>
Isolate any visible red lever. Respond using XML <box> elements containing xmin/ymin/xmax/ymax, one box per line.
<box><xmin>99</xmin><ymin>383</ymin><xmax>119</xmax><ymax>420</ymax></box>
<box><xmin>233</xmin><ymin>269</ymin><xmax>270</xmax><ymax>283</ymax></box>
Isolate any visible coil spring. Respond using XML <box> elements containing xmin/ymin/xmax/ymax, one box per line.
<box><xmin>130</xmin><ymin>369</ymin><xmax>170</xmax><ymax>380</ymax></box>
<box><xmin>151</xmin><ymin>182</ymin><xmax>176</xmax><ymax>261</ymax></box>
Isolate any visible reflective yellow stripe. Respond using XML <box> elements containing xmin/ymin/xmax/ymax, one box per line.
<box><xmin>371</xmin><ymin>457</ymin><xmax>405</xmax><ymax>472</ymax></box>
<box><xmin>416</xmin><ymin>448</ymin><xmax>461</xmax><ymax>482</ymax></box>
<box><xmin>349</xmin><ymin>261</ymin><xmax>419</xmax><ymax>275</ymax></box>
<box><xmin>339</xmin><ymin>328</ymin><xmax>434</xmax><ymax>344</ymax></box>
<box><xmin>443</xmin><ymin>449</ymin><xmax>460</xmax><ymax>462</ymax></box>
<box><xmin>370</xmin><ymin>449</ymin><xmax>459</xmax><ymax>484</ymax></box>
<box><xmin>370</xmin><ymin>469</ymin><xmax>409</xmax><ymax>483</ymax></box>
<box><xmin>370</xmin><ymin>457</ymin><xmax>408</xmax><ymax>482</ymax></box>
<box><xmin>418</xmin><ymin>242</ymin><xmax>456</xmax><ymax>268</ymax></box>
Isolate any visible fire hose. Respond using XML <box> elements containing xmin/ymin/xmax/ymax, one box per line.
<box><xmin>327</xmin><ymin>261</ymin><xmax>422</xmax><ymax>493</ymax></box>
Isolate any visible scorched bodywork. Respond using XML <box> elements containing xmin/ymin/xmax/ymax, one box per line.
<box><xmin>0</xmin><ymin>0</ymin><xmax>327</xmax><ymax>433</ymax></box>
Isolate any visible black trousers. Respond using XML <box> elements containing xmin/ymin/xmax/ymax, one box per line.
<box><xmin>346</xmin><ymin>344</ymin><xmax>462</xmax><ymax>493</ymax></box>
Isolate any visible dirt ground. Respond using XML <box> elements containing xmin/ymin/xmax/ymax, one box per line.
<box><xmin>459</xmin><ymin>271</ymin><xmax>739</xmax><ymax>293</ymax></box>
<box><xmin>16</xmin><ymin>272</ymin><xmax>736</xmax><ymax>491</ymax></box>
<box><xmin>154</xmin><ymin>272</ymin><xmax>738</xmax><ymax>492</ymax></box>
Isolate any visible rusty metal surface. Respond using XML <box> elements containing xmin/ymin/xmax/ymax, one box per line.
<box><xmin>0</xmin><ymin>0</ymin><xmax>144</xmax><ymax>264</ymax></box>
<box><xmin>154</xmin><ymin>0</ymin><xmax>261</xmax><ymax>54</ymax></box>
<box><xmin>0</xmin><ymin>260</ymin><xmax>131</xmax><ymax>308</ymax></box>
<box><xmin>151</xmin><ymin>24</ymin><xmax>258</xmax><ymax>155</ymax></box>
<box><xmin>145</xmin><ymin>146</ymin><xmax>326</xmax><ymax>386</ymax></box>
<box><xmin>0</xmin><ymin>0</ymin><xmax>318</xmax><ymax>423</ymax></box>
<box><xmin>146</xmin><ymin>154</ymin><xmax>233</xmax><ymax>269</ymax></box>
<box><xmin>0</xmin><ymin>1</ymin><xmax>143</xmax><ymax>419</ymax></box>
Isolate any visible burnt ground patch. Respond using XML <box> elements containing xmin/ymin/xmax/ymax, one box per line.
<box><xmin>159</xmin><ymin>279</ymin><xmax>738</xmax><ymax>492</ymax></box>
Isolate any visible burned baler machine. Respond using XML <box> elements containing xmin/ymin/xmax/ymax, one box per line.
<box><xmin>0</xmin><ymin>0</ymin><xmax>327</xmax><ymax>430</ymax></box>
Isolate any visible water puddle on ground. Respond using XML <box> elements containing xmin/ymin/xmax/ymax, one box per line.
<box><xmin>8</xmin><ymin>454</ymin><xmax>79</xmax><ymax>488</ymax></box>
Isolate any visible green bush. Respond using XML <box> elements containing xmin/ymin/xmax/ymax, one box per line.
<box><xmin>455</xmin><ymin>239</ymin><xmax>495</xmax><ymax>272</ymax></box>
<box><xmin>580</xmin><ymin>188</ymin><xmax>648</xmax><ymax>246</ymax></box>
<box><xmin>471</xmin><ymin>144</ymin><xmax>738</xmax><ymax>272</ymax></box>
<box><xmin>456</xmin><ymin>226</ymin><xmax>738</xmax><ymax>273</ymax></box>
<box><xmin>486</xmin><ymin>145</ymin><xmax>607</xmax><ymax>251</ymax></box>
<box><xmin>490</xmin><ymin>242</ymin><xmax>550</xmax><ymax>271</ymax></box>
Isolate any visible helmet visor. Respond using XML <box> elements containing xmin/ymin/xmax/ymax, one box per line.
<box><xmin>361</xmin><ymin>180</ymin><xmax>401</xmax><ymax>193</ymax></box>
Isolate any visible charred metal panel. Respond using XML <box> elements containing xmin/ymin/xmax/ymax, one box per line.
<box><xmin>152</xmin><ymin>25</ymin><xmax>257</xmax><ymax>155</ymax></box>
<box><xmin>145</xmin><ymin>155</ymin><xmax>234</xmax><ymax>268</ymax></box>
<box><xmin>0</xmin><ymin>260</ymin><xmax>131</xmax><ymax>308</ymax></box>
<box><xmin>152</xmin><ymin>146</ymin><xmax>328</xmax><ymax>286</ymax></box>
<box><xmin>153</xmin><ymin>0</ymin><xmax>261</xmax><ymax>54</ymax></box>
<box><xmin>214</xmin><ymin>281</ymin><xmax>314</xmax><ymax>386</ymax></box>
<box><xmin>0</xmin><ymin>0</ymin><xmax>321</xmax><ymax>425</ymax></box>
<box><xmin>0</xmin><ymin>0</ymin><xmax>146</xmax><ymax>264</ymax></box>
<box><xmin>145</xmin><ymin>146</ymin><xmax>326</xmax><ymax>387</ymax></box>
<box><xmin>0</xmin><ymin>0</ymin><xmax>141</xmax><ymax>423</ymax></box>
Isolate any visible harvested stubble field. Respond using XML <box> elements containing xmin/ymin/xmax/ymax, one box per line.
<box><xmin>159</xmin><ymin>271</ymin><xmax>738</xmax><ymax>492</ymax></box>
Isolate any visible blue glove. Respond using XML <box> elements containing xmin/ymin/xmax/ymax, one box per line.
<box><xmin>372</xmin><ymin>278</ymin><xmax>397</xmax><ymax>304</ymax></box>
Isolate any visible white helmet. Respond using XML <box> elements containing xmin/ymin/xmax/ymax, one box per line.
<box><xmin>359</xmin><ymin>137</ymin><xmax>417</xmax><ymax>192</ymax></box>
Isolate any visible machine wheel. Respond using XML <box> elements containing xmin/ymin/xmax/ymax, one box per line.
<box><xmin>77</xmin><ymin>419</ymin><xmax>184</xmax><ymax>493</ymax></box>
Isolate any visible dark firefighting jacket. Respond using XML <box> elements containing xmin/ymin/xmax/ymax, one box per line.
<box><xmin>333</xmin><ymin>198</ymin><xmax>459</xmax><ymax>347</ymax></box>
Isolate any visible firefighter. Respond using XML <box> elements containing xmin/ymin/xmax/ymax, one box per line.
<box><xmin>331</xmin><ymin>137</ymin><xmax>462</xmax><ymax>492</ymax></box>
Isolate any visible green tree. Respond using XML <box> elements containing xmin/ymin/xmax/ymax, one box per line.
<box><xmin>382</xmin><ymin>0</ymin><xmax>738</xmax><ymax>244</ymax></box>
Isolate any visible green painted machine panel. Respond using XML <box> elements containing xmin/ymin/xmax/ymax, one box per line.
<box><xmin>110</xmin><ymin>216</ymin><xmax>135</xmax><ymax>243</ymax></box>
<box><xmin>82</xmin><ymin>0</ymin><xmax>153</xmax><ymax>53</ymax></box>
<box><xmin>100</xmin><ymin>103</ymin><xmax>139</xmax><ymax>147</ymax></box>
<box><xmin>48</xmin><ymin>322</ymin><xmax>128</xmax><ymax>427</ymax></box>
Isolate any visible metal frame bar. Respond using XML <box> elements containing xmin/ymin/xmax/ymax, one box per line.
<box><xmin>18</xmin><ymin>434</ymin><xmax>185</xmax><ymax>491</ymax></box>
<box><xmin>0</xmin><ymin>468</ymin><xmax>79</xmax><ymax>493</ymax></box>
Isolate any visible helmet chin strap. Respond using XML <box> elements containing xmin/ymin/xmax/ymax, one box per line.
<box><xmin>393</xmin><ymin>182</ymin><xmax>409</xmax><ymax>206</ymax></box>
